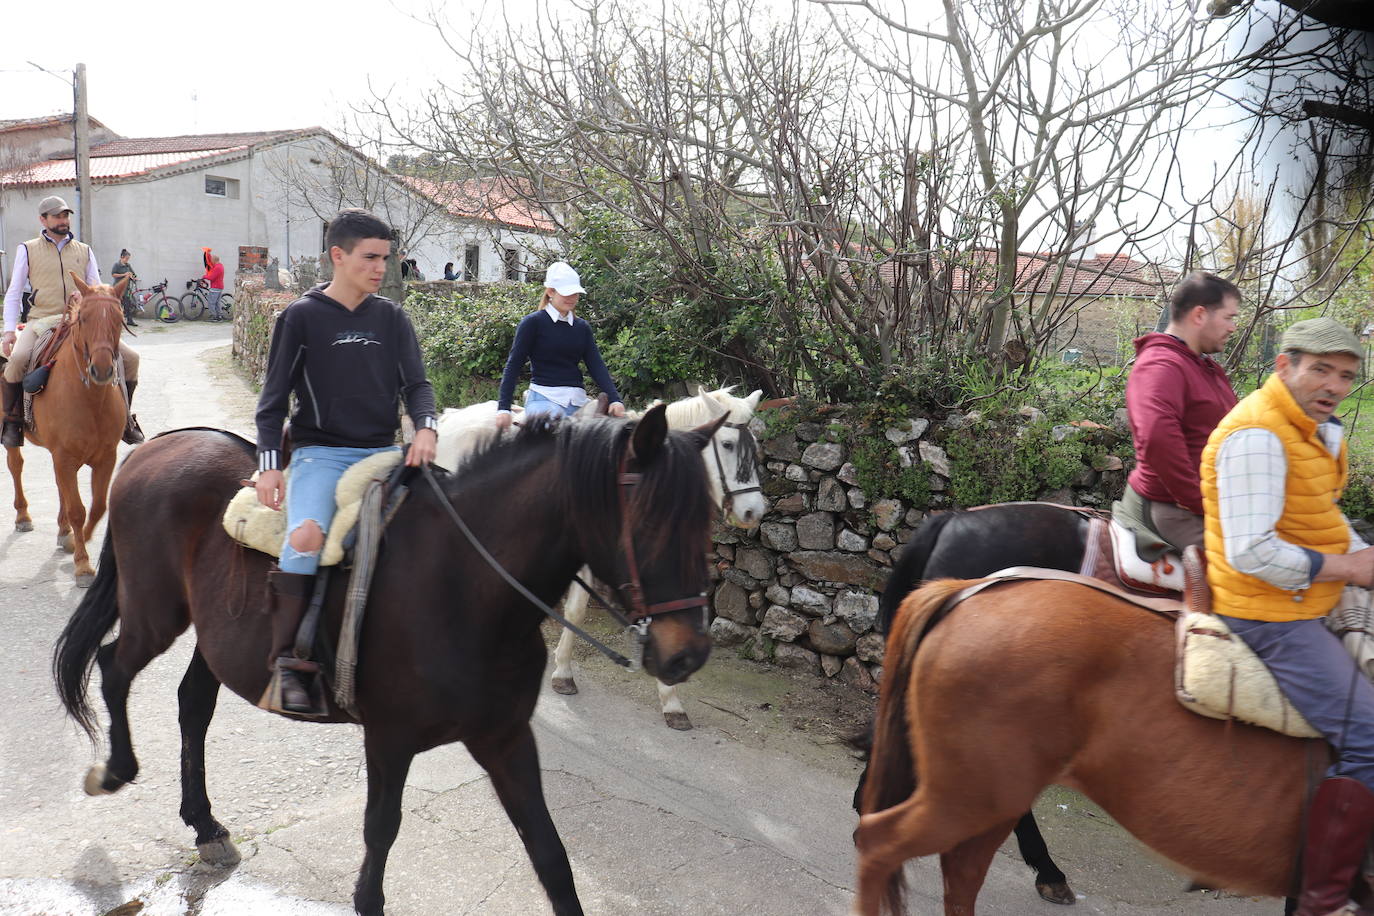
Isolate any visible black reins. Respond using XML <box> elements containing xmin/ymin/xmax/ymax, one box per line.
<box><xmin>419</xmin><ymin>437</ymin><xmax>709</xmax><ymax>668</ymax></box>
<box><xmin>709</xmin><ymin>421</ymin><xmax>761</xmax><ymax>516</ymax></box>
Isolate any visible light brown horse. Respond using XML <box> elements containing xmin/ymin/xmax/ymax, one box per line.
<box><xmin>855</xmin><ymin>577</ymin><xmax>1318</xmax><ymax>915</ymax></box>
<box><xmin>7</xmin><ymin>274</ymin><xmax>130</xmax><ymax>586</ymax></box>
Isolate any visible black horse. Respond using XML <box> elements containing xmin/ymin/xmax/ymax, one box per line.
<box><xmin>863</xmin><ymin>502</ymin><xmax>1093</xmax><ymax>906</ymax></box>
<box><xmin>54</xmin><ymin>406</ymin><xmax>723</xmax><ymax>916</ymax></box>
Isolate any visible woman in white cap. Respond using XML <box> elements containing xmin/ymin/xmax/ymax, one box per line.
<box><xmin>494</xmin><ymin>262</ymin><xmax>625</xmax><ymax>429</ymax></box>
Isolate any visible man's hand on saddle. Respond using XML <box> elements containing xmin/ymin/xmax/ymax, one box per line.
<box><xmin>1</xmin><ymin>330</ymin><xmax>14</xmax><ymax>358</ymax></box>
<box><xmin>256</xmin><ymin>469</ymin><xmax>285</xmax><ymax>511</ymax></box>
<box><xmin>406</xmin><ymin>427</ymin><xmax>437</xmax><ymax>467</ymax></box>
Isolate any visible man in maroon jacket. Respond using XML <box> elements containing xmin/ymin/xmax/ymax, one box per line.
<box><xmin>1115</xmin><ymin>271</ymin><xmax>1240</xmax><ymax>554</ymax></box>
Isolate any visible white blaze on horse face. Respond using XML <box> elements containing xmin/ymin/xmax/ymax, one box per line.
<box><xmin>697</xmin><ymin>387</ymin><xmax>765</xmax><ymax>530</ymax></box>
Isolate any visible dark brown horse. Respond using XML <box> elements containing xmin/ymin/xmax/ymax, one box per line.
<box><xmin>855</xmin><ymin>576</ymin><xmax>1318</xmax><ymax>915</ymax></box>
<box><xmin>7</xmin><ymin>274</ymin><xmax>130</xmax><ymax>585</ymax></box>
<box><xmin>54</xmin><ymin>406</ymin><xmax>723</xmax><ymax>916</ymax></box>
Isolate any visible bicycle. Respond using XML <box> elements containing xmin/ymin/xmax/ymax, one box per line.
<box><xmin>134</xmin><ymin>280</ymin><xmax>180</xmax><ymax>324</ymax></box>
<box><xmin>180</xmin><ymin>279</ymin><xmax>234</xmax><ymax>322</ymax></box>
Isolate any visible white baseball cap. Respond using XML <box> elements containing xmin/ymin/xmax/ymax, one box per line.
<box><xmin>544</xmin><ymin>261</ymin><xmax>586</xmax><ymax>296</ymax></box>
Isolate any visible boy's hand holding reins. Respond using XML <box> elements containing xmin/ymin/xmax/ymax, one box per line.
<box><xmin>406</xmin><ymin>427</ymin><xmax>437</xmax><ymax>467</ymax></box>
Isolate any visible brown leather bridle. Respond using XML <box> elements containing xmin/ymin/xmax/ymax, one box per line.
<box><xmin>69</xmin><ymin>292</ymin><xmax>123</xmax><ymax>387</ymax></box>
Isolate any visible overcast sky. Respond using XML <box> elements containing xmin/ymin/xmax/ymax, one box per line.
<box><xmin>2</xmin><ymin>0</ymin><xmax>484</xmax><ymax>137</ymax></box>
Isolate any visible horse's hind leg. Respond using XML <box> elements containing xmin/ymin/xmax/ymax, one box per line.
<box><xmin>1013</xmin><ymin>810</ymin><xmax>1074</xmax><ymax>904</ymax></box>
<box><xmin>178</xmin><ymin>648</ymin><xmax>239</xmax><ymax>867</ymax></box>
<box><xmin>86</xmin><ymin>640</ymin><xmax>140</xmax><ymax>794</ymax></box>
<box><xmin>941</xmin><ymin>819</ymin><xmax>1020</xmax><ymax>915</ymax></box>
<box><xmin>470</xmin><ymin>724</ymin><xmax>582</xmax><ymax>915</ymax></box>
<box><xmin>6</xmin><ymin>445</ymin><xmax>31</xmax><ymax>532</ymax></box>
<box><xmin>354</xmin><ymin>733</ymin><xmax>416</xmax><ymax>916</ymax></box>
<box><xmin>550</xmin><ymin>576</ymin><xmax>590</xmax><ymax>695</ymax></box>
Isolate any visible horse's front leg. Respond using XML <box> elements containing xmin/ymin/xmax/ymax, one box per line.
<box><xmin>5</xmin><ymin>444</ymin><xmax>31</xmax><ymax>532</ymax></box>
<box><xmin>470</xmin><ymin>724</ymin><xmax>582</xmax><ymax>915</ymax></box>
<box><xmin>657</xmin><ymin>680</ymin><xmax>692</xmax><ymax>730</ymax></box>
<box><xmin>354</xmin><ymin>732</ymin><xmax>416</xmax><ymax>916</ymax></box>
<box><xmin>178</xmin><ymin>648</ymin><xmax>239</xmax><ymax>867</ymax></box>
<box><xmin>83</xmin><ymin>448</ymin><xmax>117</xmax><ymax>542</ymax></box>
<box><xmin>53</xmin><ymin>456</ymin><xmax>93</xmax><ymax>585</ymax></box>
<box><xmin>550</xmin><ymin>575</ymin><xmax>590</xmax><ymax>695</ymax></box>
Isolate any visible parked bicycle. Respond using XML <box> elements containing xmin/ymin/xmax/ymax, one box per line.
<box><xmin>179</xmin><ymin>279</ymin><xmax>233</xmax><ymax>322</ymax></box>
<box><xmin>128</xmin><ymin>280</ymin><xmax>180</xmax><ymax>324</ymax></box>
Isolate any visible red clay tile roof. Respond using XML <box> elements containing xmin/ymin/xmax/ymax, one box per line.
<box><xmin>1</xmin><ymin>149</ymin><xmax>248</xmax><ymax>188</ymax></box>
<box><xmin>46</xmin><ymin>130</ymin><xmax>309</xmax><ymax>159</ymax></box>
<box><xmin>403</xmin><ymin>176</ymin><xmax>556</xmax><ymax>233</ymax></box>
<box><xmin>0</xmin><ymin>114</ymin><xmax>110</xmax><ymax>134</ymax></box>
<box><xmin>945</xmin><ymin>249</ymin><xmax>1174</xmax><ymax>297</ymax></box>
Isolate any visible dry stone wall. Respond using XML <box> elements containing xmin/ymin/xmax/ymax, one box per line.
<box><xmin>708</xmin><ymin>407</ymin><xmax>1130</xmax><ymax>692</ymax></box>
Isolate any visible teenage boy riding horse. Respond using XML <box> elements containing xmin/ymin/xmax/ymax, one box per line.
<box><xmin>253</xmin><ymin>208</ymin><xmax>438</xmax><ymax>715</ymax></box>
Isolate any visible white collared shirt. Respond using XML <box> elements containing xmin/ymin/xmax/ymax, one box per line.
<box><xmin>544</xmin><ymin>303</ymin><xmax>574</xmax><ymax>324</ymax></box>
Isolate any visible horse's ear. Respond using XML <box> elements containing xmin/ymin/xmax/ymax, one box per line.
<box><xmin>685</xmin><ymin>412</ymin><xmax>729</xmax><ymax>451</ymax></box>
<box><xmin>700</xmin><ymin>388</ymin><xmax>728</xmax><ymax>420</ymax></box>
<box><xmin>629</xmin><ymin>403</ymin><xmax>669</xmax><ymax>466</ymax></box>
<box><xmin>71</xmin><ymin>272</ymin><xmax>92</xmax><ymax>297</ymax></box>
<box><xmin>112</xmin><ymin>275</ymin><xmax>130</xmax><ymax>297</ymax></box>
<box><xmin>745</xmin><ymin>390</ymin><xmax>763</xmax><ymax>411</ymax></box>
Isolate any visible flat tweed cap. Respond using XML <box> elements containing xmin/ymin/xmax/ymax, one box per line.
<box><xmin>1281</xmin><ymin>317</ymin><xmax>1363</xmax><ymax>358</ymax></box>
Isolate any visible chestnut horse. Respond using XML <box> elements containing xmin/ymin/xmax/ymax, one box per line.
<box><xmin>53</xmin><ymin>407</ymin><xmax>722</xmax><ymax>916</ymax></box>
<box><xmin>7</xmin><ymin>274</ymin><xmax>130</xmax><ymax>586</ymax></box>
<box><xmin>854</xmin><ymin>576</ymin><xmax>1317</xmax><ymax>915</ymax></box>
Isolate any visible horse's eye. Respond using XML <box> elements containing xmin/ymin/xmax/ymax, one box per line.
<box><xmin>723</xmin><ymin>441</ymin><xmax>734</xmax><ymax>451</ymax></box>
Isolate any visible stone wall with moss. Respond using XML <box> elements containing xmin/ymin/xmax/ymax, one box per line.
<box><xmin>232</xmin><ymin>278</ymin><xmax>298</xmax><ymax>385</ymax></box>
<box><xmin>708</xmin><ymin>401</ymin><xmax>1134</xmax><ymax>692</ymax></box>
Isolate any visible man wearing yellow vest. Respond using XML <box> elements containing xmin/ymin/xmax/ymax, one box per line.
<box><xmin>1</xmin><ymin>196</ymin><xmax>144</xmax><ymax>448</ymax></box>
<box><xmin>1202</xmin><ymin>317</ymin><xmax>1374</xmax><ymax>916</ymax></box>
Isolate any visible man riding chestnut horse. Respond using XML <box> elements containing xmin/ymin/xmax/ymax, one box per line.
<box><xmin>2</xmin><ymin>195</ymin><xmax>144</xmax><ymax>448</ymax></box>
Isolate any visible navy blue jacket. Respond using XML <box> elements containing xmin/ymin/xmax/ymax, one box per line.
<box><xmin>498</xmin><ymin>310</ymin><xmax>621</xmax><ymax>411</ymax></box>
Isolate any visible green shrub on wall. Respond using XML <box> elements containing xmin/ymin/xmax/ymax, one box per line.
<box><xmin>406</xmin><ymin>283</ymin><xmax>541</xmax><ymax>408</ymax></box>
<box><xmin>943</xmin><ymin>421</ymin><xmax>1123</xmax><ymax>506</ymax></box>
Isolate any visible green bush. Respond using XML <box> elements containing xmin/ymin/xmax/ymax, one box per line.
<box><xmin>944</xmin><ymin>421</ymin><xmax>1124</xmax><ymax>507</ymax></box>
<box><xmin>406</xmin><ymin>283</ymin><xmax>541</xmax><ymax>409</ymax></box>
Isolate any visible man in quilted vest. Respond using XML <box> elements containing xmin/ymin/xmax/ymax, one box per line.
<box><xmin>1</xmin><ymin>196</ymin><xmax>144</xmax><ymax>447</ymax></box>
<box><xmin>1201</xmin><ymin>317</ymin><xmax>1374</xmax><ymax>916</ymax></box>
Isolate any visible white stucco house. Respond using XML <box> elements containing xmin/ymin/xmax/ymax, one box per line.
<box><xmin>0</xmin><ymin>114</ymin><xmax>558</xmax><ymax>297</ymax></box>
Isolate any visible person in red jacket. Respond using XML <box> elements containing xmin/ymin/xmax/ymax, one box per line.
<box><xmin>203</xmin><ymin>251</ymin><xmax>226</xmax><ymax>321</ymax></box>
<box><xmin>1114</xmin><ymin>271</ymin><xmax>1240</xmax><ymax>554</ymax></box>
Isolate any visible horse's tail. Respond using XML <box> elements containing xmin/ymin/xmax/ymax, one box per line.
<box><xmin>861</xmin><ymin>577</ymin><xmax>970</xmax><ymax>916</ymax></box>
<box><xmin>53</xmin><ymin>531</ymin><xmax>120</xmax><ymax>743</ymax></box>
<box><xmin>878</xmin><ymin>510</ymin><xmax>959</xmax><ymax>634</ymax></box>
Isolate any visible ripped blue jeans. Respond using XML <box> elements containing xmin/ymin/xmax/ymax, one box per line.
<box><xmin>279</xmin><ymin>444</ymin><xmax>400</xmax><ymax>575</ymax></box>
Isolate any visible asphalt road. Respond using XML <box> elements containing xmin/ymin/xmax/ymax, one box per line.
<box><xmin>0</xmin><ymin>321</ymin><xmax>1280</xmax><ymax>915</ymax></box>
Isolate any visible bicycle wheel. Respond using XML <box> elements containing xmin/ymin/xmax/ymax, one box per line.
<box><xmin>179</xmin><ymin>292</ymin><xmax>206</xmax><ymax>321</ymax></box>
<box><xmin>155</xmin><ymin>295</ymin><xmax>180</xmax><ymax>323</ymax></box>
<box><xmin>218</xmin><ymin>294</ymin><xmax>233</xmax><ymax>318</ymax></box>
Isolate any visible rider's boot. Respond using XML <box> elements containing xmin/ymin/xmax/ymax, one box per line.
<box><xmin>264</xmin><ymin>569</ymin><xmax>316</xmax><ymax>715</ymax></box>
<box><xmin>1296</xmin><ymin>777</ymin><xmax>1374</xmax><ymax>916</ymax></box>
<box><xmin>121</xmin><ymin>379</ymin><xmax>145</xmax><ymax>445</ymax></box>
<box><xmin>1</xmin><ymin>379</ymin><xmax>23</xmax><ymax>449</ymax></box>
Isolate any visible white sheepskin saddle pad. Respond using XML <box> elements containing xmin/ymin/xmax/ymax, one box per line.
<box><xmin>1175</xmin><ymin>610</ymin><xmax>1320</xmax><ymax>738</ymax></box>
<box><xmin>221</xmin><ymin>450</ymin><xmax>403</xmax><ymax>567</ymax></box>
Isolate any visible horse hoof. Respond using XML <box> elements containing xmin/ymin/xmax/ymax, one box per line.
<box><xmin>1036</xmin><ymin>882</ymin><xmax>1076</xmax><ymax>905</ymax></box>
<box><xmin>75</xmin><ymin>572</ymin><xmax>95</xmax><ymax>589</ymax></box>
<box><xmin>14</xmin><ymin>520</ymin><xmax>32</xmax><ymax>532</ymax></box>
<box><xmin>197</xmin><ymin>837</ymin><xmax>242</xmax><ymax>867</ymax></box>
<box><xmin>84</xmin><ymin>764</ymin><xmax>122</xmax><ymax>796</ymax></box>
<box><xmin>664</xmin><ymin>711</ymin><xmax>693</xmax><ymax>731</ymax></box>
<box><xmin>551</xmin><ymin>677</ymin><xmax>579</xmax><ymax>695</ymax></box>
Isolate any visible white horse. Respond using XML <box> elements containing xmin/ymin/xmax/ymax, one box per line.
<box><xmin>435</xmin><ymin>386</ymin><xmax>766</xmax><ymax>729</ymax></box>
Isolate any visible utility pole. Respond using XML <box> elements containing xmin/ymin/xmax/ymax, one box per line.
<box><xmin>74</xmin><ymin>63</ymin><xmax>93</xmax><ymax>244</ymax></box>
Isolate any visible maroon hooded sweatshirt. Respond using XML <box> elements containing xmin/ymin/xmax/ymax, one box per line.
<box><xmin>1125</xmin><ymin>333</ymin><xmax>1237</xmax><ymax>516</ymax></box>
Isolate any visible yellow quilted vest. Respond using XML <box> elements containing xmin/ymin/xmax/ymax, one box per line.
<box><xmin>1200</xmin><ymin>373</ymin><xmax>1348</xmax><ymax>621</ymax></box>
<box><xmin>24</xmin><ymin>234</ymin><xmax>91</xmax><ymax>319</ymax></box>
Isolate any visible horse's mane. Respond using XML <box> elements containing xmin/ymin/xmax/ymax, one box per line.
<box><xmin>659</xmin><ymin>386</ymin><xmax>756</xmax><ymax>427</ymax></box>
<box><xmin>441</xmin><ymin>413</ymin><xmax>712</xmax><ymax>578</ymax></box>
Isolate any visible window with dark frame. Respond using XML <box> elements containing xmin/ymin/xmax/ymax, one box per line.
<box><xmin>504</xmin><ymin>247</ymin><xmax>521</xmax><ymax>281</ymax></box>
<box><xmin>464</xmin><ymin>244</ymin><xmax>480</xmax><ymax>280</ymax></box>
<box><xmin>205</xmin><ymin>176</ymin><xmax>227</xmax><ymax>197</ymax></box>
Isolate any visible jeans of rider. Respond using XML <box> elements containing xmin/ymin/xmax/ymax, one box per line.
<box><xmin>523</xmin><ymin>388</ymin><xmax>581</xmax><ymax>418</ymax></box>
<box><xmin>1219</xmin><ymin>613</ymin><xmax>1374</xmax><ymax>793</ymax></box>
<box><xmin>279</xmin><ymin>444</ymin><xmax>400</xmax><ymax>575</ymax></box>
<box><xmin>207</xmin><ymin>289</ymin><xmax>224</xmax><ymax>320</ymax></box>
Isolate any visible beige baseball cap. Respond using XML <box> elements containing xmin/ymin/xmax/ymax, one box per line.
<box><xmin>38</xmin><ymin>196</ymin><xmax>74</xmax><ymax>216</ymax></box>
<box><xmin>1280</xmin><ymin>317</ymin><xmax>1363</xmax><ymax>359</ymax></box>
